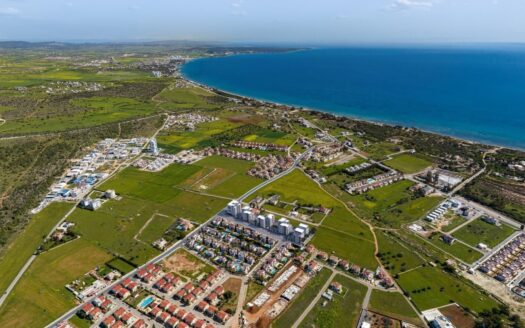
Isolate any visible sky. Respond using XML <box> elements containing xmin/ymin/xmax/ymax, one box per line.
<box><xmin>0</xmin><ymin>0</ymin><xmax>524</xmax><ymax>44</ymax></box>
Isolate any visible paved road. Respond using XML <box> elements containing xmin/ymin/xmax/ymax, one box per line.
<box><xmin>291</xmin><ymin>270</ymin><xmax>336</xmax><ymax>328</ymax></box>
<box><xmin>0</xmin><ymin>116</ymin><xmax>169</xmax><ymax>312</ymax></box>
<box><xmin>46</xmin><ymin>147</ymin><xmax>313</xmax><ymax>327</ymax></box>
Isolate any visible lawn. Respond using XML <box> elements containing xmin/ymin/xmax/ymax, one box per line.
<box><xmin>452</xmin><ymin>218</ymin><xmax>516</xmax><ymax>248</ymax></box>
<box><xmin>368</xmin><ymin>290</ymin><xmax>423</xmax><ymax>326</ymax></box>
<box><xmin>273</xmin><ymin>268</ymin><xmax>332</xmax><ymax>328</ymax></box>
<box><xmin>441</xmin><ymin>212</ymin><xmax>468</xmax><ymax>232</ymax></box>
<box><xmin>376</xmin><ymin>231</ymin><xmax>424</xmax><ymax>275</ymax></box>
<box><xmin>0</xmin><ymin>202</ymin><xmax>74</xmax><ymax>295</ymax></box>
<box><xmin>311</xmin><ymin>227</ymin><xmax>378</xmax><ymax>269</ymax></box>
<box><xmin>298</xmin><ymin>274</ymin><xmax>368</xmax><ymax>328</ymax></box>
<box><xmin>384</xmin><ymin>154</ymin><xmax>432</xmax><ymax>174</ymax></box>
<box><xmin>244</xmin><ymin>281</ymin><xmax>264</xmax><ymax>305</ymax></box>
<box><xmin>426</xmin><ymin>234</ymin><xmax>483</xmax><ymax>264</ymax></box>
<box><xmin>320</xmin><ymin>207</ymin><xmax>374</xmax><ymax>242</ymax></box>
<box><xmin>397</xmin><ymin>266</ymin><xmax>499</xmax><ymax>313</ymax></box>
<box><xmin>0</xmin><ymin>239</ymin><xmax>112</xmax><ymax>327</ymax></box>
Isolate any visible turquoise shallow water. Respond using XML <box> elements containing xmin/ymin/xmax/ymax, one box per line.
<box><xmin>182</xmin><ymin>47</ymin><xmax>525</xmax><ymax>150</ymax></box>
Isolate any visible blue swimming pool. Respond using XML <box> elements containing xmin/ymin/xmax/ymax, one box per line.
<box><xmin>138</xmin><ymin>295</ymin><xmax>154</xmax><ymax>308</ymax></box>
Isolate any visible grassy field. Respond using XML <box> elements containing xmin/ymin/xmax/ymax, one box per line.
<box><xmin>0</xmin><ymin>239</ymin><xmax>112</xmax><ymax>327</ymax></box>
<box><xmin>242</xmin><ymin>128</ymin><xmax>296</xmax><ymax>146</ymax></box>
<box><xmin>311</xmin><ymin>227</ymin><xmax>378</xmax><ymax>269</ymax></box>
<box><xmin>350</xmin><ymin>180</ymin><xmax>443</xmax><ymax>227</ymax></box>
<box><xmin>319</xmin><ymin>207</ymin><xmax>375</xmax><ymax>241</ymax></box>
<box><xmin>384</xmin><ymin>154</ymin><xmax>433</xmax><ymax>174</ymax></box>
<box><xmin>298</xmin><ymin>274</ymin><xmax>368</xmax><ymax>328</ymax></box>
<box><xmin>0</xmin><ymin>96</ymin><xmax>158</xmax><ymax>135</ymax></box>
<box><xmin>426</xmin><ymin>234</ymin><xmax>483</xmax><ymax>264</ymax></box>
<box><xmin>441</xmin><ymin>212</ymin><xmax>468</xmax><ymax>232</ymax></box>
<box><xmin>368</xmin><ymin>290</ymin><xmax>423</xmax><ymax>326</ymax></box>
<box><xmin>98</xmin><ymin>164</ymin><xmax>201</xmax><ymax>202</ymax></box>
<box><xmin>0</xmin><ymin>202</ymin><xmax>74</xmax><ymax>295</ymax></box>
<box><xmin>273</xmin><ymin>268</ymin><xmax>332</xmax><ymax>328</ymax></box>
<box><xmin>452</xmin><ymin>218</ymin><xmax>516</xmax><ymax>248</ymax></box>
<box><xmin>137</xmin><ymin>214</ymin><xmax>176</xmax><ymax>244</ymax></box>
<box><xmin>397</xmin><ymin>266</ymin><xmax>498</xmax><ymax>313</ymax></box>
<box><xmin>362</xmin><ymin>142</ymin><xmax>401</xmax><ymax>160</ymax></box>
<box><xmin>376</xmin><ymin>231</ymin><xmax>424</xmax><ymax>275</ymax></box>
<box><xmin>244</xmin><ymin>281</ymin><xmax>264</xmax><ymax>305</ymax></box>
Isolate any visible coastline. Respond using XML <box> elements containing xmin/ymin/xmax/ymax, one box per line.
<box><xmin>181</xmin><ymin>70</ymin><xmax>523</xmax><ymax>153</ymax></box>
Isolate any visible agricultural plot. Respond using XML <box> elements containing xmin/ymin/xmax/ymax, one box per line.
<box><xmin>157</xmin><ymin>118</ymin><xmax>241</xmax><ymax>153</ymax></box>
<box><xmin>272</xmin><ymin>268</ymin><xmax>332</xmax><ymax>328</ymax></box>
<box><xmin>452</xmin><ymin>218</ymin><xmax>516</xmax><ymax>248</ymax></box>
<box><xmin>155</xmin><ymin>85</ymin><xmax>223</xmax><ymax>110</ymax></box>
<box><xmin>0</xmin><ymin>239</ymin><xmax>112</xmax><ymax>328</ymax></box>
<box><xmin>0</xmin><ymin>96</ymin><xmax>158</xmax><ymax>135</ymax></box>
<box><xmin>368</xmin><ymin>290</ymin><xmax>423</xmax><ymax>326</ymax></box>
<box><xmin>384</xmin><ymin>153</ymin><xmax>433</xmax><ymax>174</ymax></box>
<box><xmin>376</xmin><ymin>231</ymin><xmax>424</xmax><ymax>275</ymax></box>
<box><xmin>311</xmin><ymin>227</ymin><xmax>378</xmax><ymax>269</ymax></box>
<box><xmin>298</xmin><ymin>274</ymin><xmax>368</xmax><ymax>328</ymax></box>
<box><xmin>426</xmin><ymin>234</ymin><xmax>483</xmax><ymax>264</ymax></box>
<box><xmin>397</xmin><ymin>266</ymin><xmax>499</xmax><ymax>313</ymax></box>
<box><xmin>350</xmin><ymin>180</ymin><xmax>443</xmax><ymax>227</ymax></box>
<box><xmin>137</xmin><ymin>214</ymin><xmax>177</xmax><ymax>244</ymax></box>
<box><xmin>242</xmin><ymin>128</ymin><xmax>297</xmax><ymax>146</ymax></box>
<box><xmin>0</xmin><ymin>202</ymin><xmax>74</xmax><ymax>295</ymax></box>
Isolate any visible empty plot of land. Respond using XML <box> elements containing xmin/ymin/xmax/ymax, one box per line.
<box><xmin>452</xmin><ymin>218</ymin><xmax>516</xmax><ymax>248</ymax></box>
<box><xmin>298</xmin><ymin>274</ymin><xmax>368</xmax><ymax>328</ymax></box>
<box><xmin>368</xmin><ymin>290</ymin><xmax>423</xmax><ymax>326</ymax></box>
<box><xmin>162</xmin><ymin>248</ymin><xmax>215</xmax><ymax>279</ymax></box>
<box><xmin>384</xmin><ymin>154</ymin><xmax>432</xmax><ymax>174</ymax></box>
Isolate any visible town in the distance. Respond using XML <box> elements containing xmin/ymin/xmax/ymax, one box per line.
<box><xmin>0</xmin><ymin>42</ymin><xmax>524</xmax><ymax>328</ymax></box>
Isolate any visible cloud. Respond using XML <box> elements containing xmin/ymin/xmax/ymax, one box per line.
<box><xmin>387</xmin><ymin>0</ymin><xmax>435</xmax><ymax>11</ymax></box>
<box><xmin>0</xmin><ymin>7</ymin><xmax>19</xmax><ymax>15</ymax></box>
<box><xmin>231</xmin><ymin>0</ymin><xmax>247</xmax><ymax>16</ymax></box>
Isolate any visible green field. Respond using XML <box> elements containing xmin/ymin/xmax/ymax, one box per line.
<box><xmin>0</xmin><ymin>239</ymin><xmax>112</xmax><ymax>327</ymax></box>
<box><xmin>397</xmin><ymin>266</ymin><xmax>498</xmax><ymax>313</ymax></box>
<box><xmin>242</xmin><ymin>128</ymin><xmax>296</xmax><ymax>146</ymax></box>
<box><xmin>452</xmin><ymin>218</ymin><xmax>516</xmax><ymax>248</ymax></box>
<box><xmin>368</xmin><ymin>290</ymin><xmax>423</xmax><ymax>326</ymax></box>
<box><xmin>299</xmin><ymin>274</ymin><xmax>368</xmax><ymax>328</ymax></box>
<box><xmin>350</xmin><ymin>180</ymin><xmax>443</xmax><ymax>227</ymax></box>
<box><xmin>311</xmin><ymin>227</ymin><xmax>378</xmax><ymax>269</ymax></box>
<box><xmin>273</xmin><ymin>268</ymin><xmax>332</xmax><ymax>328</ymax></box>
<box><xmin>384</xmin><ymin>154</ymin><xmax>432</xmax><ymax>174</ymax></box>
<box><xmin>0</xmin><ymin>202</ymin><xmax>74</xmax><ymax>295</ymax></box>
<box><xmin>376</xmin><ymin>231</ymin><xmax>424</xmax><ymax>275</ymax></box>
<box><xmin>137</xmin><ymin>214</ymin><xmax>176</xmax><ymax>244</ymax></box>
<box><xmin>426</xmin><ymin>234</ymin><xmax>483</xmax><ymax>264</ymax></box>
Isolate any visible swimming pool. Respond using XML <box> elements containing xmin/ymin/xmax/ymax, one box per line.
<box><xmin>138</xmin><ymin>295</ymin><xmax>154</xmax><ymax>308</ymax></box>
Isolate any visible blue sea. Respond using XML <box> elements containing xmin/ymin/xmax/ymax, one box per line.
<box><xmin>182</xmin><ymin>47</ymin><xmax>525</xmax><ymax>150</ymax></box>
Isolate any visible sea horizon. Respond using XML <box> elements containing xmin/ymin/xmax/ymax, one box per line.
<box><xmin>182</xmin><ymin>47</ymin><xmax>525</xmax><ymax>151</ymax></box>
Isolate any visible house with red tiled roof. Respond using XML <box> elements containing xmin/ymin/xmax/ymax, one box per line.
<box><xmin>88</xmin><ymin>307</ymin><xmax>103</xmax><ymax>321</ymax></box>
<box><xmin>113</xmin><ymin>307</ymin><xmax>126</xmax><ymax>320</ymax></box>
<box><xmin>205</xmin><ymin>292</ymin><xmax>219</xmax><ymax>305</ymax></box>
<box><xmin>159</xmin><ymin>299</ymin><xmax>170</xmax><ymax>310</ymax></box>
<box><xmin>184</xmin><ymin>313</ymin><xmax>196</xmax><ymax>326</ymax></box>
<box><xmin>132</xmin><ymin>319</ymin><xmax>146</xmax><ymax>328</ymax></box>
<box><xmin>215</xmin><ymin>310</ymin><xmax>230</xmax><ymax>324</ymax></box>
<box><xmin>158</xmin><ymin>311</ymin><xmax>171</xmax><ymax>323</ymax></box>
<box><xmin>167</xmin><ymin>303</ymin><xmax>178</xmax><ymax>315</ymax></box>
<box><xmin>79</xmin><ymin>303</ymin><xmax>94</xmax><ymax>318</ymax></box>
<box><xmin>121</xmin><ymin>312</ymin><xmax>136</xmax><ymax>325</ymax></box>
<box><xmin>177</xmin><ymin>322</ymin><xmax>189</xmax><ymax>328</ymax></box>
<box><xmin>112</xmin><ymin>320</ymin><xmax>125</xmax><ymax>328</ymax></box>
<box><xmin>182</xmin><ymin>282</ymin><xmax>194</xmax><ymax>293</ymax></box>
<box><xmin>213</xmin><ymin>286</ymin><xmax>225</xmax><ymax>295</ymax></box>
<box><xmin>176</xmin><ymin>308</ymin><xmax>187</xmax><ymax>320</ymax></box>
<box><xmin>195</xmin><ymin>301</ymin><xmax>208</xmax><ymax>312</ymax></box>
<box><xmin>194</xmin><ymin>319</ymin><xmax>206</xmax><ymax>328</ymax></box>
<box><xmin>205</xmin><ymin>305</ymin><xmax>217</xmax><ymax>317</ymax></box>
<box><xmin>149</xmin><ymin>306</ymin><xmax>162</xmax><ymax>318</ymax></box>
<box><xmin>101</xmin><ymin>315</ymin><xmax>116</xmax><ymax>328</ymax></box>
<box><xmin>205</xmin><ymin>324</ymin><xmax>216</xmax><ymax>328</ymax></box>
<box><xmin>166</xmin><ymin>316</ymin><xmax>179</xmax><ymax>328</ymax></box>
<box><xmin>92</xmin><ymin>295</ymin><xmax>106</xmax><ymax>307</ymax></box>
<box><xmin>136</xmin><ymin>268</ymin><xmax>148</xmax><ymax>280</ymax></box>
<box><xmin>182</xmin><ymin>293</ymin><xmax>196</xmax><ymax>305</ymax></box>
<box><xmin>161</xmin><ymin>283</ymin><xmax>174</xmax><ymax>293</ymax></box>
<box><xmin>199</xmin><ymin>280</ymin><xmax>210</xmax><ymax>290</ymax></box>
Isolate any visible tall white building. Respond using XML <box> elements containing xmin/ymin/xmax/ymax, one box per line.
<box><xmin>148</xmin><ymin>138</ymin><xmax>159</xmax><ymax>154</ymax></box>
<box><xmin>265</xmin><ymin>214</ymin><xmax>275</xmax><ymax>229</ymax></box>
<box><xmin>227</xmin><ymin>200</ymin><xmax>242</xmax><ymax>218</ymax></box>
